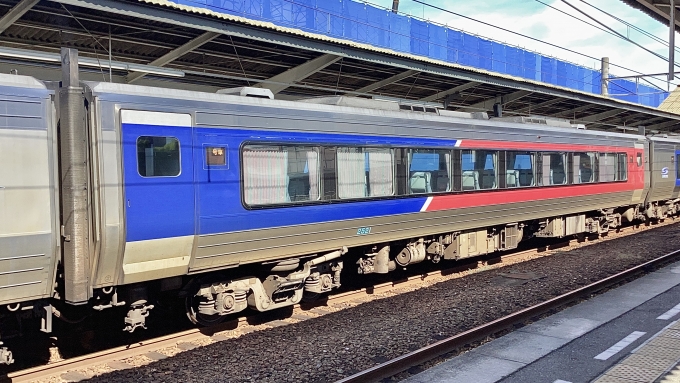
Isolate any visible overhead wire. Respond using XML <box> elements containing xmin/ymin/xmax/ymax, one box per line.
<box><xmin>532</xmin><ymin>0</ymin><xmax>678</xmax><ymax>91</ymax></box>
<box><xmin>559</xmin><ymin>0</ymin><xmax>675</xmax><ymax>67</ymax></box>
<box><xmin>410</xmin><ymin>0</ymin><xmax>676</xmax><ymax>93</ymax></box>
<box><xmin>558</xmin><ymin>0</ymin><xmax>673</xmax><ymax>91</ymax></box>
<box><xmin>577</xmin><ymin>0</ymin><xmax>674</xmax><ymax>48</ymax></box>
<box><xmin>534</xmin><ymin>0</ymin><xmax>680</xmax><ymax>55</ymax></box>
<box><xmin>533</xmin><ymin>0</ymin><xmax>629</xmax><ymax>41</ymax></box>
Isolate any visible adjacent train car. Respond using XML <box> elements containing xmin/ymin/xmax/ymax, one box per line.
<box><xmin>1</xmin><ymin>59</ymin><xmax>680</xmax><ymax>363</ymax></box>
<box><xmin>0</xmin><ymin>75</ymin><xmax>57</xmax><ymax>362</ymax></box>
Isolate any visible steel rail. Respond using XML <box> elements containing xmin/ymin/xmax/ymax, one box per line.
<box><xmin>335</xmin><ymin>247</ymin><xmax>680</xmax><ymax>383</ymax></box>
<box><xmin>3</xmin><ymin>222</ymin><xmax>664</xmax><ymax>382</ymax></box>
<box><xmin>2</xmin><ymin>242</ymin><xmax>569</xmax><ymax>383</ymax></box>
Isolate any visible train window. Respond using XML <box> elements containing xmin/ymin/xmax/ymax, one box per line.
<box><xmin>337</xmin><ymin>147</ymin><xmax>393</xmax><ymax>199</ymax></box>
<box><xmin>618</xmin><ymin>153</ymin><xmax>628</xmax><ymax>181</ymax></box>
<box><xmin>136</xmin><ymin>136</ymin><xmax>180</xmax><ymax>177</ymax></box>
<box><xmin>461</xmin><ymin>150</ymin><xmax>497</xmax><ymax>190</ymax></box>
<box><xmin>598</xmin><ymin>153</ymin><xmax>617</xmax><ymax>182</ymax></box>
<box><xmin>242</xmin><ymin>145</ymin><xmax>320</xmax><ymax>205</ymax></box>
<box><xmin>573</xmin><ymin>152</ymin><xmax>596</xmax><ymax>184</ymax></box>
<box><xmin>408</xmin><ymin>149</ymin><xmax>451</xmax><ymax>194</ymax></box>
<box><xmin>637</xmin><ymin>153</ymin><xmax>643</xmax><ymax>167</ymax></box>
<box><xmin>538</xmin><ymin>153</ymin><xmax>566</xmax><ymax>186</ymax></box>
<box><xmin>394</xmin><ymin>148</ymin><xmax>409</xmax><ymax>195</ymax></box>
<box><xmin>506</xmin><ymin>152</ymin><xmax>535</xmax><ymax>188</ymax></box>
<box><xmin>322</xmin><ymin>147</ymin><xmax>337</xmax><ymax>200</ymax></box>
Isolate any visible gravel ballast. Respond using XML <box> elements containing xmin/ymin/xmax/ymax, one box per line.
<box><xmin>77</xmin><ymin>223</ymin><xmax>680</xmax><ymax>383</ymax></box>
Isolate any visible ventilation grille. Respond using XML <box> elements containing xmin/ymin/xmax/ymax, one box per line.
<box><xmin>399</xmin><ymin>104</ymin><xmax>438</xmax><ymax>114</ymax></box>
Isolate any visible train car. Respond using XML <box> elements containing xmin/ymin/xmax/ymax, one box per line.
<box><xmin>645</xmin><ymin>136</ymin><xmax>680</xmax><ymax>218</ymax></box>
<box><xmin>81</xmin><ymin>81</ymin><xmax>656</xmax><ymax>328</ymax></box>
<box><xmin>0</xmin><ymin>75</ymin><xmax>57</xmax><ymax>363</ymax></box>
<box><xmin>1</xmin><ymin>55</ymin><xmax>680</xmax><ymax>362</ymax></box>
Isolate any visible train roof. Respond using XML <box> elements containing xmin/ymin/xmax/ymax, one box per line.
<box><xmin>85</xmin><ymin>80</ymin><xmax>645</xmax><ymax>142</ymax></box>
<box><xmin>0</xmin><ymin>73</ymin><xmax>49</xmax><ymax>90</ymax></box>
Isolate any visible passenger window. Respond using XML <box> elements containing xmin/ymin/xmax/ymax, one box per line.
<box><xmin>322</xmin><ymin>148</ymin><xmax>337</xmax><ymax>200</ymax></box>
<box><xmin>242</xmin><ymin>145</ymin><xmax>320</xmax><ymax>205</ymax></box>
<box><xmin>408</xmin><ymin>149</ymin><xmax>451</xmax><ymax>194</ymax></box>
<box><xmin>618</xmin><ymin>153</ymin><xmax>628</xmax><ymax>181</ymax></box>
<box><xmin>137</xmin><ymin>136</ymin><xmax>180</xmax><ymax>177</ymax></box>
<box><xmin>573</xmin><ymin>152</ymin><xmax>596</xmax><ymax>184</ymax></box>
<box><xmin>337</xmin><ymin>147</ymin><xmax>393</xmax><ymax>199</ymax></box>
<box><xmin>462</xmin><ymin>150</ymin><xmax>497</xmax><ymax>190</ymax></box>
<box><xmin>506</xmin><ymin>152</ymin><xmax>535</xmax><ymax>188</ymax></box>
<box><xmin>598</xmin><ymin>153</ymin><xmax>617</xmax><ymax>182</ymax></box>
<box><xmin>539</xmin><ymin>153</ymin><xmax>566</xmax><ymax>186</ymax></box>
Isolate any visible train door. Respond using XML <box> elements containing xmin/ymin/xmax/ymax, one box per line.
<box><xmin>635</xmin><ymin>141</ymin><xmax>648</xmax><ymax>205</ymax></box>
<box><xmin>189</xmin><ymin>131</ymin><xmax>241</xmax><ymax>271</ymax></box>
<box><xmin>193</xmin><ymin>132</ymin><xmax>234</xmax><ymax>233</ymax></box>
<box><xmin>119</xmin><ymin>110</ymin><xmax>195</xmax><ymax>284</ymax></box>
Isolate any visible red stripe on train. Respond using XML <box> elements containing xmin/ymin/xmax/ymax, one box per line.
<box><xmin>459</xmin><ymin>139</ymin><xmax>637</xmax><ymax>153</ymax></box>
<box><xmin>425</xmin><ymin>182</ymin><xmax>640</xmax><ymax>212</ymax></box>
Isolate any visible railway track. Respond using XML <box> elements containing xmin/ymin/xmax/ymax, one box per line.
<box><xmin>335</xmin><ymin>246</ymin><xmax>680</xmax><ymax>383</ymax></box>
<box><xmin>4</xmin><ymin>222</ymin><xmax>673</xmax><ymax>383</ymax></box>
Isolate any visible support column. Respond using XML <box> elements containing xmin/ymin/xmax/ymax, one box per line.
<box><xmin>671</xmin><ymin>0</ymin><xmax>676</xmax><ymax>81</ymax></box>
<box><xmin>59</xmin><ymin>48</ymin><xmax>90</xmax><ymax>305</ymax></box>
<box><xmin>601</xmin><ymin>57</ymin><xmax>609</xmax><ymax>96</ymax></box>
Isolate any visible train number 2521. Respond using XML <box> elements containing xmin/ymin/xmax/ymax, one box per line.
<box><xmin>356</xmin><ymin>227</ymin><xmax>372</xmax><ymax>235</ymax></box>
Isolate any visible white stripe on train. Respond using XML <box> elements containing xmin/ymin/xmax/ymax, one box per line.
<box><xmin>420</xmin><ymin>196</ymin><xmax>433</xmax><ymax>212</ymax></box>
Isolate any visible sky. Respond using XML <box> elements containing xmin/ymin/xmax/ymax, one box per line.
<box><xmin>368</xmin><ymin>0</ymin><xmax>678</xmax><ymax>91</ymax></box>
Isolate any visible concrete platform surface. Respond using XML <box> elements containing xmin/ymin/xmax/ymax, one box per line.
<box><xmin>403</xmin><ymin>263</ymin><xmax>680</xmax><ymax>383</ymax></box>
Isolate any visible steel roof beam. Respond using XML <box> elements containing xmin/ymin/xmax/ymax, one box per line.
<box><xmin>46</xmin><ymin>0</ymin><xmax>680</xmax><ymax>123</ymax></box>
<box><xmin>573</xmin><ymin>109</ymin><xmax>625</xmax><ymax>124</ymax></box>
<box><xmin>457</xmin><ymin>90</ymin><xmax>532</xmax><ymax>112</ymax></box>
<box><xmin>551</xmin><ymin>104</ymin><xmax>597</xmax><ymax>119</ymax></box>
<box><xmin>126</xmin><ymin>31</ymin><xmax>220</xmax><ymax>83</ymax></box>
<box><xmin>513</xmin><ymin>98</ymin><xmax>562</xmax><ymax>114</ymax></box>
<box><xmin>647</xmin><ymin>118</ymin><xmax>680</xmax><ymax>130</ymax></box>
<box><xmin>354</xmin><ymin>69</ymin><xmax>419</xmax><ymax>93</ymax></box>
<box><xmin>254</xmin><ymin>53</ymin><xmax>340</xmax><ymax>94</ymax></box>
<box><xmin>419</xmin><ymin>81</ymin><xmax>479</xmax><ymax>102</ymax></box>
<box><xmin>0</xmin><ymin>0</ymin><xmax>39</xmax><ymax>34</ymax></box>
<box><xmin>631</xmin><ymin>116</ymin><xmax>669</xmax><ymax>126</ymax></box>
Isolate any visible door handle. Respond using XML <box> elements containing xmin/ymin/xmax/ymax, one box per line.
<box><xmin>127</xmin><ymin>199</ymin><xmax>130</xmax><ymax>207</ymax></box>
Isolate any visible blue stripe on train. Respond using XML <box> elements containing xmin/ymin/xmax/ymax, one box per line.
<box><xmin>199</xmin><ymin>197</ymin><xmax>430</xmax><ymax>234</ymax></box>
<box><xmin>676</xmin><ymin>150</ymin><xmax>680</xmax><ymax>187</ymax></box>
<box><xmin>122</xmin><ymin>123</ymin><xmax>457</xmax><ymax>241</ymax></box>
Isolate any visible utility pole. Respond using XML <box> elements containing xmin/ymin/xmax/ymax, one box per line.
<box><xmin>601</xmin><ymin>57</ymin><xmax>609</xmax><ymax>96</ymax></box>
<box><xmin>392</xmin><ymin>0</ymin><xmax>399</xmax><ymax>13</ymax></box>
<box><xmin>670</xmin><ymin>0</ymin><xmax>676</xmax><ymax>81</ymax></box>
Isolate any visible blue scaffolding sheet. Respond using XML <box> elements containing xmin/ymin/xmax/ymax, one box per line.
<box><xmin>166</xmin><ymin>0</ymin><xmax>668</xmax><ymax>107</ymax></box>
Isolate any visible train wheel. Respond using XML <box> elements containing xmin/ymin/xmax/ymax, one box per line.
<box><xmin>185</xmin><ymin>294</ymin><xmax>226</xmax><ymax>326</ymax></box>
<box><xmin>302</xmin><ymin>291</ymin><xmax>320</xmax><ymax>302</ymax></box>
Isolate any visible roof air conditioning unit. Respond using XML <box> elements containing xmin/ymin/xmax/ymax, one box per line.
<box><xmin>216</xmin><ymin>87</ymin><xmax>274</xmax><ymax>99</ymax></box>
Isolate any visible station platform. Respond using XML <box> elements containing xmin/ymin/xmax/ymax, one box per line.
<box><xmin>403</xmin><ymin>260</ymin><xmax>680</xmax><ymax>383</ymax></box>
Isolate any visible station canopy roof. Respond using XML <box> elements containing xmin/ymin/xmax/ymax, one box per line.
<box><xmin>1</xmin><ymin>0</ymin><xmax>679</xmax><ymax>133</ymax></box>
<box><xmin>620</xmin><ymin>0</ymin><xmax>680</xmax><ymax>32</ymax></box>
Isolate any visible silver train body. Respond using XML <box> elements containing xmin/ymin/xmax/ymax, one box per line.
<box><xmin>0</xmin><ymin>64</ymin><xmax>679</xmax><ymax>362</ymax></box>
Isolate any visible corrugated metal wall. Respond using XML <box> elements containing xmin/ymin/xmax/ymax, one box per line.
<box><xmin>171</xmin><ymin>0</ymin><xmax>668</xmax><ymax>107</ymax></box>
